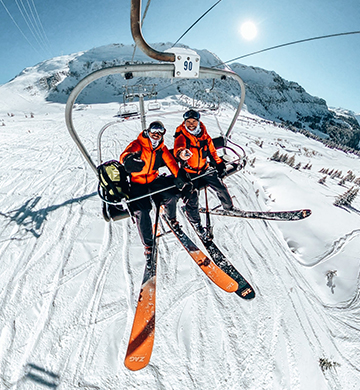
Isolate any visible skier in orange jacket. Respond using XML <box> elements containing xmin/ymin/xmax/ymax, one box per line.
<box><xmin>120</xmin><ymin>121</ymin><xmax>191</xmax><ymax>262</ymax></box>
<box><xmin>173</xmin><ymin>109</ymin><xmax>234</xmax><ymax>237</ymax></box>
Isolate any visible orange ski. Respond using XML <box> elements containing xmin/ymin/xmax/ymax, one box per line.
<box><xmin>124</xmin><ymin>274</ymin><xmax>156</xmax><ymax>371</ymax></box>
<box><xmin>162</xmin><ymin>215</ymin><xmax>238</xmax><ymax>293</ymax></box>
<box><xmin>124</xmin><ymin>206</ymin><xmax>161</xmax><ymax>371</ymax></box>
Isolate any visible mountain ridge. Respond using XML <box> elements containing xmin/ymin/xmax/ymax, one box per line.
<box><xmin>2</xmin><ymin>42</ymin><xmax>360</xmax><ymax>149</ymax></box>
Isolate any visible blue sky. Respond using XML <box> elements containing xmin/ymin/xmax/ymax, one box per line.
<box><xmin>1</xmin><ymin>0</ymin><xmax>359</xmax><ymax>112</ymax></box>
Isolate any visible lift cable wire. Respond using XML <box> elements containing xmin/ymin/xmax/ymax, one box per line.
<box><xmin>171</xmin><ymin>0</ymin><xmax>223</xmax><ymax>48</ymax></box>
<box><xmin>28</xmin><ymin>0</ymin><xmax>53</xmax><ymax>52</ymax></box>
<box><xmin>15</xmin><ymin>0</ymin><xmax>50</xmax><ymax>55</ymax></box>
<box><xmin>22</xmin><ymin>0</ymin><xmax>46</xmax><ymax>47</ymax></box>
<box><xmin>0</xmin><ymin>0</ymin><xmax>40</xmax><ymax>54</ymax></box>
<box><xmin>154</xmin><ymin>30</ymin><xmax>360</xmax><ymax>100</ymax></box>
<box><xmin>21</xmin><ymin>0</ymin><xmax>52</xmax><ymax>54</ymax></box>
<box><xmin>213</xmin><ymin>30</ymin><xmax>360</xmax><ymax>68</ymax></box>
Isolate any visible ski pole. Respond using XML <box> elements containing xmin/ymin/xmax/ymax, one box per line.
<box><xmin>125</xmin><ymin>168</ymin><xmax>217</xmax><ymax>204</ymax></box>
<box><xmin>204</xmin><ymin>187</ymin><xmax>214</xmax><ymax>240</ymax></box>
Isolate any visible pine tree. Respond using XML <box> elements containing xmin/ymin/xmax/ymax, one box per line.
<box><xmin>287</xmin><ymin>155</ymin><xmax>296</xmax><ymax>167</ymax></box>
<box><xmin>331</xmin><ymin>170</ymin><xmax>342</xmax><ymax>179</ymax></box>
<box><xmin>279</xmin><ymin>153</ymin><xmax>288</xmax><ymax>163</ymax></box>
<box><xmin>334</xmin><ymin>187</ymin><xmax>359</xmax><ymax>207</ymax></box>
<box><xmin>318</xmin><ymin>176</ymin><xmax>327</xmax><ymax>185</ymax></box>
<box><xmin>347</xmin><ymin>187</ymin><xmax>359</xmax><ymax>204</ymax></box>
<box><xmin>319</xmin><ymin>358</ymin><xmax>340</xmax><ymax>373</ymax></box>
<box><xmin>338</xmin><ymin>178</ymin><xmax>346</xmax><ymax>186</ymax></box>
<box><xmin>270</xmin><ymin>150</ymin><xmax>280</xmax><ymax>161</ymax></box>
<box><xmin>344</xmin><ymin>171</ymin><xmax>355</xmax><ymax>182</ymax></box>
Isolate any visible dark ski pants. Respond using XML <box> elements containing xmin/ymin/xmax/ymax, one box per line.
<box><xmin>184</xmin><ymin>169</ymin><xmax>233</xmax><ymax>224</ymax></box>
<box><xmin>129</xmin><ymin>176</ymin><xmax>177</xmax><ymax>249</ymax></box>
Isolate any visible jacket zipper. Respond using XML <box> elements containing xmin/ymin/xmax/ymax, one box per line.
<box><xmin>146</xmin><ymin>138</ymin><xmax>156</xmax><ymax>184</ymax></box>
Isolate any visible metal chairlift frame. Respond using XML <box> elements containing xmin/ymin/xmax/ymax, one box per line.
<box><xmin>65</xmin><ymin>0</ymin><xmax>246</xmax><ymax>179</ymax></box>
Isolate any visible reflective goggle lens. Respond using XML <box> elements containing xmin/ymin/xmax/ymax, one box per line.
<box><xmin>148</xmin><ymin>123</ymin><xmax>165</xmax><ymax>134</ymax></box>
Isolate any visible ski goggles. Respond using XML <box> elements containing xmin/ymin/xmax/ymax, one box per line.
<box><xmin>148</xmin><ymin>121</ymin><xmax>166</xmax><ymax>135</ymax></box>
<box><xmin>183</xmin><ymin>109</ymin><xmax>200</xmax><ymax>121</ymax></box>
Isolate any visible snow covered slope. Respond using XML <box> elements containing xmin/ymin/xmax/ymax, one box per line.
<box><xmin>1</xmin><ymin>46</ymin><xmax>360</xmax><ymax>389</ymax></box>
<box><xmin>1</xmin><ymin>94</ymin><xmax>360</xmax><ymax>389</ymax></box>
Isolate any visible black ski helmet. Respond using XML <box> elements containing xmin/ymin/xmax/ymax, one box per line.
<box><xmin>183</xmin><ymin>109</ymin><xmax>200</xmax><ymax>121</ymax></box>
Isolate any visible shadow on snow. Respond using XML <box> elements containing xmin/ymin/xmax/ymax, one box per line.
<box><xmin>0</xmin><ymin>192</ymin><xmax>97</xmax><ymax>239</ymax></box>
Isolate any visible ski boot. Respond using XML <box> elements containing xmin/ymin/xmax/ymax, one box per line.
<box><xmin>168</xmin><ymin>218</ymin><xmax>181</xmax><ymax>234</ymax></box>
<box><xmin>193</xmin><ymin>222</ymin><xmax>212</xmax><ymax>242</ymax></box>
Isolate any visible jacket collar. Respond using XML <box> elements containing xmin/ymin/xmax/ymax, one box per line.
<box><xmin>138</xmin><ymin>130</ymin><xmax>163</xmax><ymax>150</ymax></box>
<box><xmin>181</xmin><ymin>121</ymin><xmax>205</xmax><ymax>138</ymax></box>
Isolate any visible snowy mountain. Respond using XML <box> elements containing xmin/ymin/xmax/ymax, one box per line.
<box><xmin>231</xmin><ymin>63</ymin><xmax>360</xmax><ymax>150</ymax></box>
<box><xmin>1</xmin><ymin>43</ymin><xmax>360</xmax><ymax>389</ymax></box>
<box><xmin>3</xmin><ymin>43</ymin><xmax>360</xmax><ymax>150</ymax></box>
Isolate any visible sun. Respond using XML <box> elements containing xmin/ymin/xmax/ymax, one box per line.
<box><xmin>240</xmin><ymin>21</ymin><xmax>258</xmax><ymax>41</ymax></box>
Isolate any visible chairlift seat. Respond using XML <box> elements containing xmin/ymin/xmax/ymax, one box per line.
<box><xmin>148</xmin><ymin>102</ymin><xmax>161</xmax><ymax>111</ymax></box>
<box><xmin>108</xmin><ymin>204</ymin><xmax>130</xmax><ymax>221</ymax></box>
<box><xmin>117</xmin><ymin>104</ymin><xmax>139</xmax><ymax>118</ymax></box>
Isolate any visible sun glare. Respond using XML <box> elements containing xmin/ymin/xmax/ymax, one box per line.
<box><xmin>240</xmin><ymin>21</ymin><xmax>258</xmax><ymax>41</ymax></box>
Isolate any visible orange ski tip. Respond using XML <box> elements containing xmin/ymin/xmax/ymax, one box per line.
<box><xmin>125</xmin><ymin>357</ymin><xmax>148</xmax><ymax>371</ymax></box>
<box><xmin>192</xmin><ymin>250</ymin><xmax>238</xmax><ymax>293</ymax></box>
<box><xmin>124</xmin><ymin>314</ymin><xmax>154</xmax><ymax>371</ymax></box>
<box><xmin>240</xmin><ymin>287</ymin><xmax>254</xmax><ymax>298</ymax></box>
<box><xmin>125</xmin><ymin>277</ymin><xmax>156</xmax><ymax>371</ymax></box>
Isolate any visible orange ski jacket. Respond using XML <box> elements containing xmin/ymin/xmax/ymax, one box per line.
<box><xmin>173</xmin><ymin>122</ymin><xmax>222</xmax><ymax>174</ymax></box>
<box><xmin>120</xmin><ymin>131</ymin><xmax>179</xmax><ymax>184</ymax></box>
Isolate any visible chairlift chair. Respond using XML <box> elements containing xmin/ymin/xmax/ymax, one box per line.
<box><xmin>117</xmin><ymin>102</ymin><xmax>139</xmax><ymax>118</ymax></box>
<box><xmin>148</xmin><ymin>98</ymin><xmax>161</xmax><ymax>111</ymax></box>
<box><xmin>65</xmin><ymin>0</ymin><xmax>246</xmax><ymax>223</ymax></box>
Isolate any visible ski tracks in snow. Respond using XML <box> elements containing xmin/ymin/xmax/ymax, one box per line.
<box><xmin>0</xmin><ymin>118</ymin><xmax>127</xmax><ymax>388</ymax></box>
<box><xmin>2</xmin><ymin>109</ymin><xmax>360</xmax><ymax>389</ymax></box>
<box><xmin>203</xmin><ymin>173</ymin><xmax>353</xmax><ymax>389</ymax></box>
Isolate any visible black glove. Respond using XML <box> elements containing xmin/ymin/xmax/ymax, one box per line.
<box><xmin>174</xmin><ymin>168</ymin><xmax>192</xmax><ymax>191</ymax></box>
<box><xmin>123</xmin><ymin>152</ymin><xmax>145</xmax><ymax>173</ymax></box>
<box><xmin>216</xmin><ymin>161</ymin><xmax>227</xmax><ymax>178</ymax></box>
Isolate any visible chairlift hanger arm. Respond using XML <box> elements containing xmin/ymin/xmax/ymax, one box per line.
<box><xmin>131</xmin><ymin>0</ymin><xmax>175</xmax><ymax>62</ymax></box>
<box><xmin>130</xmin><ymin>0</ymin><xmax>244</xmax><ymax>138</ymax></box>
<box><xmin>65</xmin><ymin>0</ymin><xmax>245</xmax><ymax>174</ymax></box>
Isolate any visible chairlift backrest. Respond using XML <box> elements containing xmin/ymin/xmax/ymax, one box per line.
<box><xmin>117</xmin><ymin>103</ymin><xmax>139</xmax><ymax>118</ymax></box>
<box><xmin>148</xmin><ymin>101</ymin><xmax>161</xmax><ymax>111</ymax></box>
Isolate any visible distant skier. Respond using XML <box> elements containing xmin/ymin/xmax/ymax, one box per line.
<box><xmin>120</xmin><ymin>121</ymin><xmax>191</xmax><ymax>264</ymax></box>
<box><xmin>173</xmin><ymin>109</ymin><xmax>235</xmax><ymax>237</ymax></box>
